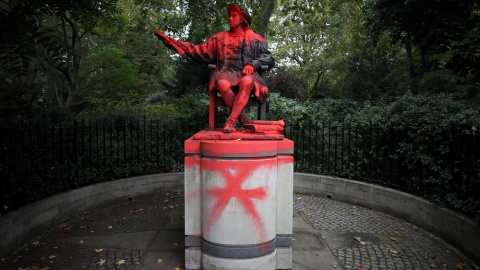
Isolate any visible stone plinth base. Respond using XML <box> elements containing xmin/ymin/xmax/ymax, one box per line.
<box><xmin>184</xmin><ymin>129</ymin><xmax>293</xmax><ymax>269</ymax></box>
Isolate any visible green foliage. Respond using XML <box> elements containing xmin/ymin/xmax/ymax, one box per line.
<box><xmin>268</xmin><ymin>93</ymin><xmax>358</xmax><ymax>123</ymax></box>
<box><xmin>268</xmin><ymin>67</ymin><xmax>308</xmax><ymax>99</ymax></box>
<box><xmin>364</xmin><ymin>0</ymin><xmax>480</xmax><ymax>94</ymax></box>
<box><xmin>270</xmin><ymin>0</ymin><xmax>364</xmax><ymax>97</ymax></box>
<box><xmin>82</xmin><ymin>46</ymin><xmax>143</xmax><ymax>98</ymax></box>
<box><xmin>281</xmin><ymin>93</ymin><xmax>480</xmax><ymax>221</ymax></box>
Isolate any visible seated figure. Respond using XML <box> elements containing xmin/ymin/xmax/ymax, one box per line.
<box><xmin>156</xmin><ymin>4</ymin><xmax>275</xmax><ymax>133</ymax></box>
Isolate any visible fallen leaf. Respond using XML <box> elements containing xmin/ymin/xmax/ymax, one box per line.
<box><xmin>97</xmin><ymin>259</ymin><xmax>106</xmax><ymax>265</ymax></box>
<box><xmin>430</xmin><ymin>263</ymin><xmax>437</xmax><ymax>268</ymax></box>
<box><xmin>156</xmin><ymin>259</ymin><xmax>163</xmax><ymax>263</ymax></box>
<box><xmin>174</xmin><ymin>267</ymin><xmax>180</xmax><ymax>270</ymax></box>
<box><xmin>389</xmin><ymin>237</ymin><xmax>397</xmax><ymax>241</ymax></box>
<box><xmin>297</xmin><ymin>196</ymin><xmax>303</xmax><ymax>200</ymax></box>
<box><xmin>306</xmin><ymin>212</ymin><xmax>312</xmax><ymax>216</ymax></box>
<box><xmin>49</xmin><ymin>255</ymin><xmax>56</xmax><ymax>259</ymax></box>
<box><xmin>33</xmin><ymin>240</ymin><xmax>40</xmax><ymax>246</ymax></box>
<box><xmin>95</xmin><ymin>249</ymin><xmax>103</xmax><ymax>253</ymax></box>
<box><xmin>353</xmin><ymin>237</ymin><xmax>362</xmax><ymax>242</ymax></box>
<box><xmin>108</xmin><ymin>226</ymin><xmax>113</xmax><ymax>229</ymax></box>
<box><xmin>117</xmin><ymin>259</ymin><xmax>125</xmax><ymax>265</ymax></box>
<box><xmin>312</xmin><ymin>201</ymin><xmax>318</xmax><ymax>205</ymax></box>
<box><xmin>387</xmin><ymin>248</ymin><xmax>398</xmax><ymax>254</ymax></box>
<box><xmin>455</xmin><ymin>262</ymin><xmax>467</xmax><ymax>269</ymax></box>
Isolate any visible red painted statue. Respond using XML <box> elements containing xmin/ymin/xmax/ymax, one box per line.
<box><xmin>156</xmin><ymin>4</ymin><xmax>275</xmax><ymax>133</ymax></box>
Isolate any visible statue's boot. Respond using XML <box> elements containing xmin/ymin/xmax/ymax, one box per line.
<box><xmin>239</xmin><ymin>113</ymin><xmax>253</xmax><ymax>125</ymax></box>
<box><xmin>223</xmin><ymin>117</ymin><xmax>238</xmax><ymax>133</ymax></box>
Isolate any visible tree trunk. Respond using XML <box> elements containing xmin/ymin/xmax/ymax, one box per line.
<box><xmin>256</xmin><ymin>0</ymin><xmax>276</xmax><ymax>43</ymax></box>
<box><xmin>405</xmin><ymin>37</ymin><xmax>428</xmax><ymax>95</ymax></box>
<box><xmin>405</xmin><ymin>37</ymin><xmax>419</xmax><ymax>95</ymax></box>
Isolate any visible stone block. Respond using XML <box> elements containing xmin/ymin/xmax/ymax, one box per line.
<box><xmin>202</xmin><ymin>251</ymin><xmax>276</xmax><ymax>270</ymax></box>
<box><xmin>29</xmin><ymin>207</ymin><xmax>58</xmax><ymax>228</ymax></box>
<box><xmin>277</xmin><ymin>155</ymin><xmax>293</xmax><ymax>235</ymax></box>
<box><xmin>184</xmin><ymin>155</ymin><xmax>201</xmax><ymax>236</ymax></box>
<box><xmin>276</xmin><ymin>247</ymin><xmax>292</xmax><ymax>269</ymax></box>
<box><xmin>292</xmin><ymin>173</ymin><xmax>314</xmax><ymax>194</ymax></box>
<box><xmin>185</xmin><ymin>247</ymin><xmax>202</xmax><ymax>270</ymax></box>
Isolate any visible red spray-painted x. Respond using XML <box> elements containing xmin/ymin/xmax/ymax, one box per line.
<box><xmin>203</xmin><ymin>159</ymin><xmax>275</xmax><ymax>242</ymax></box>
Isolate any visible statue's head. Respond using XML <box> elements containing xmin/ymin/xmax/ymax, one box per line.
<box><xmin>227</xmin><ymin>4</ymin><xmax>251</xmax><ymax>29</ymax></box>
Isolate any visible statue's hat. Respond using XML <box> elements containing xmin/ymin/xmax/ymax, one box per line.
<box><xmin>227</xmin><ymin>4</ymin><xmax>251</xmax><ymax>26</ymax></box>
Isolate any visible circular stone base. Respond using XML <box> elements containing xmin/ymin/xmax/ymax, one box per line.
<box><xmin>202</xmin><ymin>250</ymin><xmax>276</xmax><ymax>270</ymax></box>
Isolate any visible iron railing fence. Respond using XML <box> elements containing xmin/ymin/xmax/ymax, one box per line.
<box><xmin>1</xmin><ymin>118</ymin><xmax>479</xmax><ymax>219</ymax></box>
<box><xmin>0</xmin><ymin>118</ymin><xmax>203</xmax><ymax>212</ymax></box>
<box><xmin>287</xmin><ymin>122</ymin><xmax>480</xmax><ymax>195</ymax></box>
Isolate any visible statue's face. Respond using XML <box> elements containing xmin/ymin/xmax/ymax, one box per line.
<box><xmin>229</xmin><ymin>11</ymin><xmax>242</xmax><ymax>29</ymax></box>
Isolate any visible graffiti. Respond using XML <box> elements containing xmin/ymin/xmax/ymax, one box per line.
<box><xmin>203</xmin><ymin>159</ymin><xmax>276</xmax><ymax>242</ymax></box>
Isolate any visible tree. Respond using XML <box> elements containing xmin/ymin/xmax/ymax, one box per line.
<box><xmin>255</xmin><ymin>0</ymin><xmax>277</xmax><ymax>40</ymax></box>
<box><xmin>0</xmin><ymin>0</ymin><xmax>122</xmax><ymax>113</ymax></box>
<box><xmin>364</xmin><ymin>0</ymin><xmax>480</xmax><ymax>95</ymax></box>
<box><xmin>269</xmin><ymin>0</ymin><xmax>364</xmax><ymax>97</ymax></box>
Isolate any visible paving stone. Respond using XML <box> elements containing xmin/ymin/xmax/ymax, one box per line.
<box><xmin>0</xmin><ymin>191</ymin><xmax>477</xmax><ymax>270</ymax></box>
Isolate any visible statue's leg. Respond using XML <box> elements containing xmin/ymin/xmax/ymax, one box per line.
<box><xmin>230</xmin><ymin>75</ymin><xmax>254</xmax><ymax>120</ymax></box>
<box><xmin>216</xmin><ymin>79</ymin><xmax>235</xmax><ymax>109</ymax></box>
<box><xmin>216</xmin><ymin>79</ymin><xmax>238</xmax><ymax>133</ymax></box>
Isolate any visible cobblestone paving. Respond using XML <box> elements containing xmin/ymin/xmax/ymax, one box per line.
<box><xmin>0</xmin><ymin>191</ymin><xmax>478</xmax><ymax>270</ymax></box>
<box><xmin>294</xmin><ymin>193</ymin><xmax>478</xmax><ymax>270</ymax></box>
<box><xmin>0</xmin><ymin>191</ymin><xmax>185</xmax><ymax>270</ymax></box>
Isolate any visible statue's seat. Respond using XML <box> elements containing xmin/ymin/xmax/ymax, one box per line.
<box><xmin>208</xmin><ymin>64</ymin><xmax>269</xmax><ymax>130</ymax></box>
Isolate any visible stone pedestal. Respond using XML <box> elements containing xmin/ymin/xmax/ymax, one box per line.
<box><xmin>184</xmin><ymin>130</ymin><xmax>293</xmax><ymax>270</ymax></box>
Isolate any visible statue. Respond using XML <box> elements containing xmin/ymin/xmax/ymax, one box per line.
<box><xmin>155</xmin><ymin>4</ymin><xmax>275</xmax><ymax>133</ymax></box>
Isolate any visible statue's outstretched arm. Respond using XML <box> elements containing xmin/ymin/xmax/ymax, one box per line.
<box><xmin>154</xmin><ymin>29</ymin><xmax>185</xmax><ymax>56</ymax></box>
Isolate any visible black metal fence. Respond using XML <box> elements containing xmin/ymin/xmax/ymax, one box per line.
<box><xmin>0</xmin><ymin>118</ymin><xmax>203</xmax><ymax>212</ymax></box>
<box><xmin>1</xmin><ymin>118</ymin><xmax>479</xmax><ymax>220</ymax></box>
<box><xmin>288</xmin><ymin>122</ymin><xmax>480</xmax><ymax>195</ymax></box>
